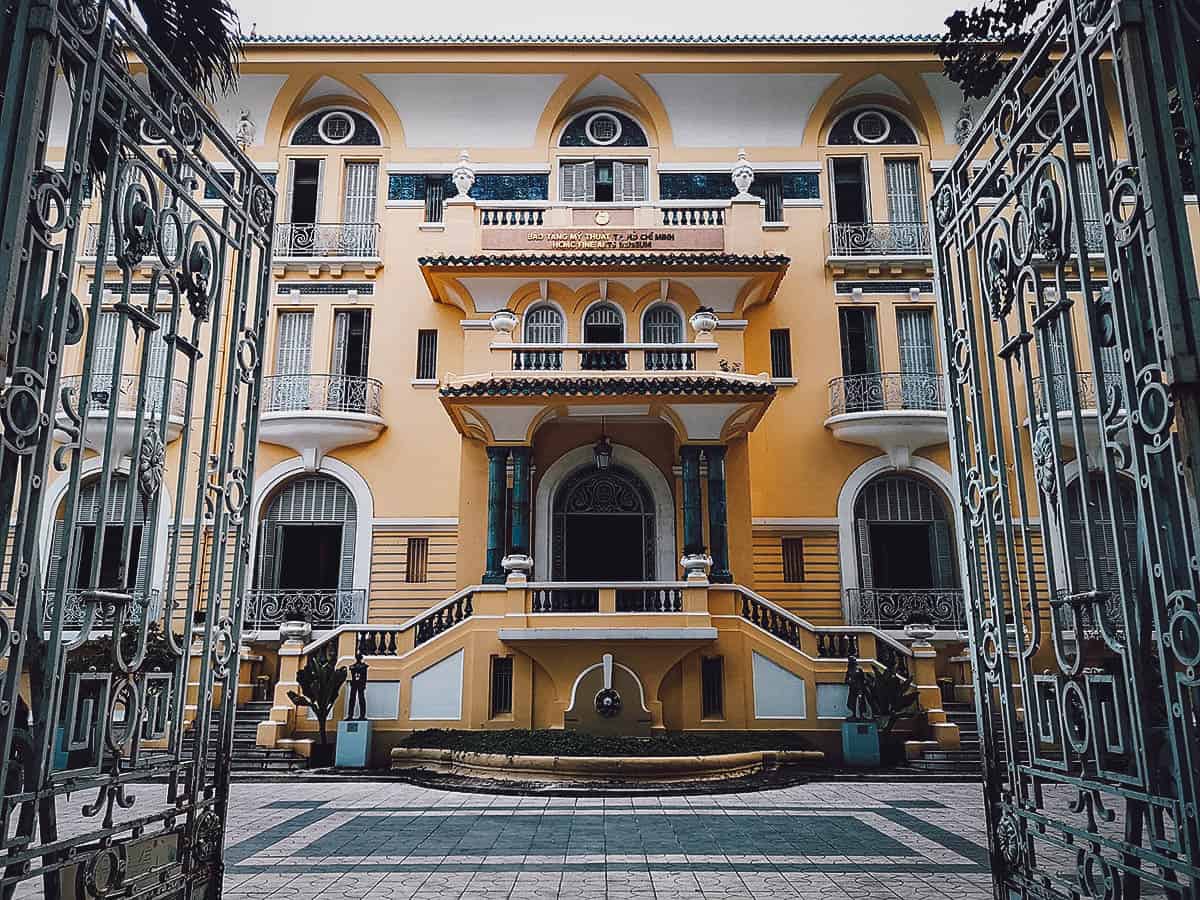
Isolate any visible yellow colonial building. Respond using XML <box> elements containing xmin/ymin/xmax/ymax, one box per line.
<box><xmin>45</xmin><ymin>32</ymin><xmax>1104</xmax><ymax>765</ymax></box>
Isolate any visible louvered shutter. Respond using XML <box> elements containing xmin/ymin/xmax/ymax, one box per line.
<box><xmin>257</xmin><ymin>520</ymin><xmax>280</xmax><ymax>589</ymax></box>
<box><xmin>856</xmin><ymin>519</ymin><xmax>875</xmax><ymax>589</ymax></box>
<box><xmin>90</xmin><ymin>311</ymin><xmax>119</xmax><ymax>399</ymax></box>
<box><xmin>560</xmin><ymin>161</ymin><xmax>595</xmax><ymax>202</ymax></box>
<box><xmin>342</xmin><ymin>162</ymin><xmax>378</xmax><ymax>255</ymax></box>
<box><xmin>931</xmin><ymin>520</ymin><xmax>955</xmax><ymax>588</ymax></box>
<box><xmin>332</xmin><ymin>311</ymin><xmax>349</xmax><ymax>376</ymax></box>
<box><xmin>145</xmin><ymin>310</ymin><xmax>172</xmax><ymax>418</ymax></box>
<box><xmin>897</xmin><ymin>309</ymin><xmax>936</xmax><ymax>408</ymax></box>
<box><xmin>884</xmin><ymin>158</ymin><xmax>922</xmax><ymax>223</ymax></box>
<box><xmin>274</xmin><ymin>311</ymin><xmax>313</xmax><ymax>410</ymax></box>
<box><xmin>614</xmin><ymin>161</ymin><xmax>648</xmax><ymax>202</ymax></box>
<box><xmin>45</xmin><ymin>518</ymin><xmax>68</xmax><ymax>594</ymax></box>
<box><xmin>1074</xmin><ymin>159</ymin><xmax>1103</xmax><ymax>224</ymax></box>
<box><xmin>1046</xmin><ymin>321</ymin><xmax>1071</xmax><ymax>412</ymax></box>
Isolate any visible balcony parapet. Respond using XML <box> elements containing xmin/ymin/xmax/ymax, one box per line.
<box><xmin>43</xmin><ymin>588</ymin><xmax>163</xmax><ymax>628</ymax></box>
<box><xmin>258</xmin><ymin>373</ymin><xmax>385</xmax><ymax>464</ymax></box>
<box><xmin>527</xmin><ymin>582</ymin><xmax>688</xmax><ymax>614</ymax></box>
<box><xmin>244</xmin><ymin>588</ymin><xmax>366</xmax><ymax>631</ymax></box>
<box><xmin>825</xmin><ymin>221</ymin><xmax>932</xmax><ymax>268</ymax></box>
<box><xmin>503</xmin><ymin>342</ymin><xmax>718</xmax><ymax>374</ymax></box>
<box><xmin>56</xmin><ymin>374</ymin><xmax>187</xmax><ymax>459</ymax></box>
<box><xmin>824</xmin><ymin>372</ymin><xmax>948</xmax><ymax>468</ymax></box>
<box><xmin>845</xmin><ymin>588</ymin><xmax>967</xmax><ymax>633</ymax></box>
<box><xmin>272</xmin><ymin>222</ymin><xmax>382</xmax><ymax>276</ymax></box>
<box><xmin>1029</xmin><ymin>370</ymin><xmax>1123</xmax><ymax>468</ymax></box>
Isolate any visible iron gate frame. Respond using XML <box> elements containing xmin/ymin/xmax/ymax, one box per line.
<box><xmin>931</xmin><ymin>0</ymin><xmax>1200</xmax><ymax>896</ymax></box>
<box><xmin>0</xmin><ymin>0</ymin><xmax>274</xmax><ymax>896</ymax></box>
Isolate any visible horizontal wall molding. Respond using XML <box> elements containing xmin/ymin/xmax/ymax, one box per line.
<box><xmin>753</xmin><ymin>517</ymin><xmax>839</xmax><ymax>529</ymax></box>
<box><xmin>373</xmin><ymin>517</ymin><xmax>459</xmax><ymax>531</ymax></box>
<box><xmin>387</xmin><ymin>162</ymin><xmax>551</xmax><ymax>174</ymax></box>
<box><xmin>656</xmin><ymin>160</ymin><xmax>820</xmax><ymax>173</ymax></box>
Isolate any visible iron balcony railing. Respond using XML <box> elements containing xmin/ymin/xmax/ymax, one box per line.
<box><xmin>845</xmin><ymin>588</ymin><xmax>967</xmax><ymax>631</ymax></box>
<box><xmin>244</xmin><ymin>589</ymin><xmax>367</xmax><ymax>630</ymax></box>
<box><xmin>82</xmin><ymin>222</ymin><xmax>190</xmax><ymax>259</ymax></box>
<box><xmin>827</xmin><ymin>221</ymin><xmax>932</xmax><ymax>257</ymax></box>
<box><xmin>528</xmin><ymin>583</ymin><xmax>686</xmax><ymax>613</ymax></box>
<box><xmin>1031</xmin><ymin>370</ymin><xmax>1123</xmax><ymax>415</ymax></box>
<box><xmin>261</xmin><ymin>374</ymin><xmax>383</xmax><ymax>417</ymax></box>
<box><xmin>273</xmin><ymin>222</ymin><xmax>381</xmax><ymax>258</ymax></box>
<box><xmin>828</xmin><ymin>372</ymin><xmax>946</xmax><ymax>416</ymax></box>
<box><xmin>44</xmin><ymin>588</ymin><xmax>163</xmax><ymax>626</ymax></box>
<box><xmin>61</xmin><ymin>374</ymin><xmax>187</xmax><ymax>420</ymax></box>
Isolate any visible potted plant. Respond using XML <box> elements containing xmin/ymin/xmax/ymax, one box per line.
<box><xmin>865</xmin><ymin>656</ymin><xmax>922</xmax><ymax>765</ymax></box>
<box><xmin>279</xmin><ymin>605</ymin><xmax>311</xmax><ymax>643</ymax></box>
<box><xmin>286</xmin><ymin>648</ymin><xmax>347</xmax><ymax>768</ymax></box>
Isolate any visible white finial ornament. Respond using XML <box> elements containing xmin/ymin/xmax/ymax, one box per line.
<box><xmin>731</xmin><ymin>148</ymin><xmax>755</xmax><ymax>198</ymax></box>
<box><xmin>235</xmin><ymin>109</ymin><xmax>255</xmax><ymax>150</ymax></box>
<box><xmin>451</xmin><ymin>150</ymin><xmax>476</xmax><ymax>198</ymax></box>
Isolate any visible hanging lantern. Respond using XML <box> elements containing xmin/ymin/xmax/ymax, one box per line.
<box><xmin>593</xmin><ymin>434</ymin><xmax>613</xmax><ymax>470</ymax></box>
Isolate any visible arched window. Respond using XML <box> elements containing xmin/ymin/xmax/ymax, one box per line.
<box><xmin>642</xmin><ymin>305</ymin><xmax>683</xmax><ymax>344</ymax></box>
<box><xmin>559</xmin><ymin>110</ymin><xmax>648</xmax><ymax>148</ymax></box>
<box><xmin>291</xmin><ymin>109</ymin><xmax>381</xmax><ymax>146</ymax></box>
<box><xmin>524</xmin><ymin>305</ymin><xmax>564</xmax><ymax>343</ymax></box>
<box><xmin>853</xmin><ymin>474</ymin><xmax>955</xmax><ymax>590</ymax></box>
<box><xmin>583</xmin><ymin>303</ymin><xmax>623</xmax><ymax>343</ymax></box>
<box><xmin>257</xmin><ymin>474</ymin><xmax>357</xmax><ymax>593</ymax></box>
<box><xmin>828</xmin><ymin>107</ymin><xmax>918</xmax><ymax>146</ymax></box>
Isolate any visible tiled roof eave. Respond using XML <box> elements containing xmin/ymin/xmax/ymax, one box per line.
<box><xmin>243</xmin><ymin>32</ymin><xmax>941</xmax><ymax>47</ymax></box>
<box><xmin>418</xmin><ymin>253</ymin><xmax>790</xmax><ymax>270</ymax></box>
<box><xmin>439</xmin><ymin>375</ymin><xmax>778</xmax><ymax>399</ymax></box>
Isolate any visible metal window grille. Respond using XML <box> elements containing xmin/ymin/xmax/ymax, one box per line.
<box><xmin>643</xmin><ymin>305</ymin><xmax>682</xmax><ymax>343</ymax></box>
<box><xmin>700</xmin><ymin>656</ymin><xmax>724</xmax><ymax>719</ymax></box>
<box><xmin>406</xmin><ymin>537</ymin><xmax>429</xmax><ymax>583</ymax></box>
<box><xmin>490</xmin><ymin>656</ymin><xmax>514</xmax><ymax>717</ymax></box>
<box><xmin>525</xmin><ymin>305</ymin><xmax>563</xmax><ymax>343</ymax></box>
<box><xmin>415</xmin><ymin>329</ymin><xmax>438</xmax><ymax>380</ymax></box>
<box><xmin>424</xmin><ymin>176</ymin><xmax>445</xmax><ymax>222</ymax></box>
<box><xmin>782</xmin><ymin>537</ymin><xmax>805</xmax><ymax>583</ymax></box>
<box><xmin>769</xmin><ymin>329</ymin><xmax>793</xmax><ymax>379</ymax></box>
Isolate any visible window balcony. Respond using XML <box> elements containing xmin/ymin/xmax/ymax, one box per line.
<box><xmin>244</xmin><ymin>588</ymin><xmax>367</xmax><ymax>632</ymax></box>
<box><xmin>1030</xmin><ymin>370</ymin><xmax>1121</xmax><ymax>467</ymax></box>
<box><xmin>824</xmin><ymin>372</ymin><xmax>948</xmax><ymax>467</ymax></box>
<box><xmin>258</xmin><ymin>373</ymin><xmax>385</xmax><ymax>463</ymax></box>
<box><xmin>271</xmin><ymin>222</ymin><xmax>382</xmax><ymax>276</ymax></box>
<box><xmin>55</xmin><ymin>374</ymin><xmax>187</xmax><ymax>460</ymax></box>
<box><xmin>845</xmin><ymin>588</ymin><xmax>967</xmax><ymax>632</ymax></box>
<box><xmin>43</xmin><ymin>588</ymin><xmax>163</xmax><ymax>628</ymax></box>
<box><xmin>825</xmin><ymin>221</ymin><xmax>932</xmax><ymax>267</ymax></box>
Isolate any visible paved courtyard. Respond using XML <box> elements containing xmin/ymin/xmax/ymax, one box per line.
<box><xmin>220</xmin><ymin>780</ymin><xmax>993</xmax><ymax>899</ymax></box>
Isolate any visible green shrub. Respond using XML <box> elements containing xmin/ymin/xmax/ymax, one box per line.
<box><xmin>400</xmin><ymin>729</ymin><xmax>815</xmax><ymax>758</ymax></box>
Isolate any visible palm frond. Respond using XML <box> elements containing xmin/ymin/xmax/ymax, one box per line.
<box><xmin>130</xmin><ymin>0</ymin><xmax>242</xmax><ymax>101</ymax></box>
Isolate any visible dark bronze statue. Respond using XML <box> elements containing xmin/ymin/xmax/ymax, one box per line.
<box><xmin>844</xmin><ymin>655</ymin><xmax>873</xmax><ymax>721</ymax></box>
<box><xmin>346</xmin><ymin>652</ymin><xmax>369</xmax><ymax>720</ymax></box>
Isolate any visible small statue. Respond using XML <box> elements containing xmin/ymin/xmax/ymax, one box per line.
<box><xmin>346</xmin><ymin>652</ymin><xmax>369</xmax><ymax>720</ymax></box>
<box><xmin>235</xmin><ymin>109</ymin><xmax>256</xmax><ymax>150</ymax></box>
<box><xmin>844</xmin><ymin>655</ymin><xmax>873</xmax><ymax>722</ymax></box>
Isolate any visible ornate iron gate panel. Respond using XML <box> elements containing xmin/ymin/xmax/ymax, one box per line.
<box><xmin>0</xmin><ymin>0</ymin><xmax>274</xmax><ymax>896</ymax></box>
<box><xmin>931</xmin><ymin>0</ymin><xmax>1200</xmax><ymax>896</ymax></box>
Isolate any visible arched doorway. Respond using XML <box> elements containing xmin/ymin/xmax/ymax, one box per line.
<box><xmin>256</xmin><ymin>473</ymin><xmax>357</xmax><ymax>592</ymax></box>
<box><xmin>552</xmin><ymin>465</ymin><xmax>654</xmax><ymax>581</ymax></box>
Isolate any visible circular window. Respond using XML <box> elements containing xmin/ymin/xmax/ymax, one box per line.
<box><xmin>585</xmin><ymin>112</ymin><xmax>622</xmax><ymax>146</ymax></box>
<box><xmin>852</xmin><ymin>110</ymin><xmax>892</xmax><ymax>144</ymax></box>
<box><xmin>317</xmin><ymin>110</ymin><xmax>356</xmax><ymax>145</ymax></box>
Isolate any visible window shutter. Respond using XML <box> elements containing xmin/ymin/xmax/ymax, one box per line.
<box><xmin>132</xmin><ymin>525</ymin><xmax>153</xmax><ymax>597</ymax></box>
<box><xmin>256</xmin><ymin>520</ymin><xmax>279</xmax><ymax>589</ymax></box>
<box><xmin>884</xmin><ymin>158</ymin><xmax>922</xmax><ymax>223</ymax></box>
<box><xmin>897</xmin><ymin>309</ymin><xmax>936</xmax><ymax>374</ymax></box>
<box><xmin>1074</xmin><ymin>159</ymin><xmax>1103</xmax><ymax>223</ymax></box>
<box><xmin>614</xmin><ymin>161</ymin><xmax>648</xmax><ymax>202</ymax></box>
<box><xmin>332</xmin><ymin>311</ymin><xmax>349</xmax><ymax>376</ymax></box>
<box><xmin>90</xmin><ymin>311</ymin><xmax>120</xmax><ymax>396</ymax></box>
<box><xmin>931</xmin><ymin>520</ymin><xmax>955</xmax><ymax>588</ymax></box>
<box><xmin>45</xmin><ymin>518</ymin><xmax>68</xmax><ymax>594</ymax></box>
<box><xmin>856</xmin><ymin>519</ymin><xmax>875</xmax><ymax>589</ymax></box>
<box><xmin>560</xmin><ymin>161</ymin><xmax>595</xmax><ymax>202</ymax></box>
<box><xmin>285</xmin><ymin>158</ymin><xmax>296</xmax><ymax>223</ymax></box>
<box><xmin>339</xmin><ymin>521</ymin><xmax>355</xmax><ymax>590</ymax></box>
<box><xmin>342</xmin><ymin>162</ymin><xmax>378</xmax><ymax>255</ymax></box>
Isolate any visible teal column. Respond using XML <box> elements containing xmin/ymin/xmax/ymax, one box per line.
<box><xmin>705</xmin><ymin>446</ymin><xmax>731</xmax><ymax>583</ymax></box>
<box><xmin>680</xmin><ymin>445</ymin><xmax>704</xmax><ymax>556</ymax></box>
<box><xmin>483</xmin><ymin>446</ymin><xmax>509</xmax><ymax>584</ymax></box>
<box><xmin>510</xmin><ymin>446</ymin><xmax>531</xmax><ymax>558</ymax></box>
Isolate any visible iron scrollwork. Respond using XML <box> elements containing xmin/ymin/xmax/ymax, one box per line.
<box><xmin>931</xmin><ymin>0</ymin><xmax>1200</xmax><ymax>895</ymax></box>
<box><xmin>0</xmin><ymin>0</ymin><xmax>275</xmax><ymax>895</ymax></box>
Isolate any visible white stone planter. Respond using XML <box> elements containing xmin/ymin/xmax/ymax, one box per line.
<box><xmin>731</xmin><ymin>148</ymin><xmax>755</xmax><ymax>198</ymax></box>
<box><xmin>680</xmin><ymin>553</ymin><xmax>713</xmax><ymax>584</ymax></box>
<box><xmin>904</xmin><ymin>621</ymin><xmax>936</xmax><ymax>647</ymax></box>
<box><xmin>689</xmin><ymin>309</ymin><xmax>719</xmax><ymax>336</ymax></box>
<box><xmin>490</xmin><ymin>309</ymin><xmax>518</xmax><ymax>336</ymax></box>
<box><xmin>279</xmin><ymin>620</ymin><xmax>312</xmax><ymax>643</ymax></box>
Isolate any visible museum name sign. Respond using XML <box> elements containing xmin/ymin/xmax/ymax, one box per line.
<box><xmin>481</xmin><ymin>227</ymin><xmax>725</xmax><ymax>252</ymax></box>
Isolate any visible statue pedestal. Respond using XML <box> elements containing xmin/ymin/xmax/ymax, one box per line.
<box><xmin>841</xmin><ymin>721</ymin><xmax>881</xmax><ymax>768</ymax></box>
<box><xmin>335</xmin><ymin>719</ymin><xmax>372</xmax><ymax>768</ymax></box>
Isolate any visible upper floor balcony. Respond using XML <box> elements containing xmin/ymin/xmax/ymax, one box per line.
<box><xmin>55</xmin><ymin>374</ymin><xmax>187</xmax><ymax>460</ymax></box>
<box><xmin>1030</xmin><ymin>369</ymin><xmax>1122</xmax><ymax>468</ymax></box>
<box><xmin>243</xmin><ymin>588</ymin><xmax>367</xmax><ymax>633</ymax></box>
<box><xmin>825</xmin><ymin>221</ymin><xmax>933</xmax><ymax>269</ymax></box>
<box><xmin>824</xmin><ymin>372</ymin><xmax>948</xmax><ymax>468</ymax></box>
<box><xmin>271</xmin><ymin>222</ymin><xmax>382</xmax><ymax>277</ymax></box>
<box><xmin>258</xmin><ymin>373</ymin><xmax>386</xmax><ymax>466</ymax></box>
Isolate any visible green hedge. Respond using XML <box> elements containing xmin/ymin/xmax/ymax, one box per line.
<box><xmin>400</xmin><ymin>729</ymin><xmax>815</xmax><ymax>758</ymax></box>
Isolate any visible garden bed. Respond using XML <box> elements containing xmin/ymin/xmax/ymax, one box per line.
<box><xmin>398</xmin><ymin>729</ymin><xmax>819</xmax><ymax>758</ymax></box>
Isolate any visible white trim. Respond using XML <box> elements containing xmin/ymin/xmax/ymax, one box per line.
<box><xmin>40</xmin><ymin>458</ymin><xmax>173</xmax><ymax>595</ymax></box>
<box><xmin>566</xmin><ymin>658</ymin><xmax>651</xmax><ymax>713</ymax></box>
<box><xmin>534</xmin><ymin>443</ymin><xmax>676</xmax><ymax>581</ymax></box>
<box><xmin>500</xmin><ymin>627</ymin><xmax>717</xmax><ymax>642</ymax></box>
<box><xmin>287</xmin><ymin>106</ymin><xmax>385</xmax><ymax>146</ymax></box>
<box><xmin>835</xmin><ymin>455</ymin><xmax>957</xmax><ymax>616</ymax></box>
<box><xmin>656</xmin><ymin>160</ymin><xmax>821</xmax><ymax>173</ymax></box>
<box><xmin>410</xmin><ymin>379</ymin><xmax>439</xmax><ymax>388</ymax></box>
<box><xmin>373</xmin><ymin>516</ymin><xmax>458</xmax><ymax>530</ymax></box>
<box><xmin>782</xmin><ymin>199</ymin><xmax>823</xmax><ymax>208</ymax></box>
<box><xmin>385</xmin><ymin>200</ymin><xmax>427</xmax><ymax>209</ymax></box>
<box><xmin>460</xmin><ymin>319</ymin><xmax>496</xmax><ymax>331</ymax></box>
<box><xmin>753</xmin><ymin>517</ymin><xmax>839</xmax><ymax>528</ymax></box>
<box><xmin>249</xmin><ymin>456</ymin><xmax>375</xmax><ymax>594</ymax></box>
<box><xmin>715</xmin><ymin>319</ymin><xmax>748</xmax><ymax>331</ymax></box>
<box><xmin>386</xmin><ymin>162</ymin><xmax>551</xmax><ymax>174</ymax></box>
<box><xmin>771</xmin><ymin>377</ymin><xmax>799</xmax><ymax>386</ymax></box>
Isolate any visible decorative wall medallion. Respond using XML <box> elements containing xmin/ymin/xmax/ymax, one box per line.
<box><xmin>137</xmin><ymin>426</ymin><xmax>165</xmax><ymax>499</ymax></box>
<box><xmin>1032</xmin><ymin>423</ymin><xmax>1056</xmax><ymax>499</ymax></box>
<box><xmin>594</xmin><ymin>210</ymin><xmax>611</xmax><ymax>225</ymax></box>
<box><xmin>595</xmin><ymin>688</ymin><xmax>622</xmax><ymax>718</ymax></box>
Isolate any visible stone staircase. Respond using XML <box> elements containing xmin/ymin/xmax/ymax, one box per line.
<box><xmin>182</xmin><ymin>700</ymin><xmax>302</xmax><ymax>772</ymax></box>
<box><xmin>906</xmin><ymin>700</ymin><xmax>984</xmax><ymax>775</ymax></box>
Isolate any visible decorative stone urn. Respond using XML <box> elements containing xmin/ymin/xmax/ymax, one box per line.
<box><xmin>680</xmin><ymin>553</ymin><xmax>713</xmax><ymax>584</ymax></box>
<box><xmin>489</xmin><ymin>309</ymin><xmax>518</xmax><ymax>336</ymax></box>
<box><xmin>904</xmin><ymin>620</ymin><xmax>937</xmax><ymax>648</ymax></box>
<box><xmin>451</xmin><ymin>149</ymin><xmax>476</xmax><ymax>198</ymax></box>
<box><xmin>501</xmin><ymin>553</ymin><xmax>533</xmax><ymax>585</ymax></box>
<box><xmin>731</xmin><ymin>148</ymin><xmax>755</xmax><ymax>198</ymax></box>
<box><xmin>279</xmin><ymin>619</ymin><xmax>312</xmax><ymax>643</ymax></box>
<box><xmin>689</xmin><ymin>307</ymin><xmax>719</xmax><ymax>337</ymax></box>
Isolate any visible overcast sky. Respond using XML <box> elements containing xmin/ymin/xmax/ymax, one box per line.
<box><xmin>231</xmin><ymin>0</ymin><xmax>965</xmax><ymax>38</ymax></box>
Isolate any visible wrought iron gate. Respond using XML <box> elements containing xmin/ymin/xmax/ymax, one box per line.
<box><xmin>931</xmin><ymin>0</ymin><xmax>1200</xmax><ymax>896</ymax></box>
<box><xmin>0</xmin><ymin>0</ymin><xmax>273</xmax><ymax>896</ymax></box>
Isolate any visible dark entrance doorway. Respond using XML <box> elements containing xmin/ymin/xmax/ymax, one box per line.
<box><xmin>277</xmin><ymin>524</ymin><xmax>342</xmax><ymax>589</ymax></box>
<box><xmin>552</xmin><ymin>465</ymin><xmax>655</xmax><ymax>582</ymax></box>
<box><xmin>867</xmin><ymin>521</ymin><xmax>935</xmax><ymax>588</ymax></box>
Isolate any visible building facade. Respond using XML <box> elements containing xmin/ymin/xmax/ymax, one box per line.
<box><xmin>43</xmin><ymin>33</ymin><xmax>1147</xmax><ymax>762</ymax></box>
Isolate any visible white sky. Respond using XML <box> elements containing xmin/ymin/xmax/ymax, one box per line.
<box><xmin>231</xmin><ymin>0</ymin><xmax>965</xmax><ymax>38</ymax></box>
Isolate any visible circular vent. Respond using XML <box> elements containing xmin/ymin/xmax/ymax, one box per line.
<box><xmin>853</xmin><ymin>110</ymin><xmax>892</xmax><ymax>144</ymax></box>
<box><xmin>585</xmin><ymin>112</ymin><xmax>622</xmax><ymax>146</ymax></box>
<box><xmin>318</xmin><ymin>110</ymin><xmax>356</xmax><ymax>145</ymax></box>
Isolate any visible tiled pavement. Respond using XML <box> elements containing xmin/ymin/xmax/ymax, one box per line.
<box><xmin>218</xmin><ymin>780</ymin><xmax>994</xmax><ymax>899</ymax></box>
